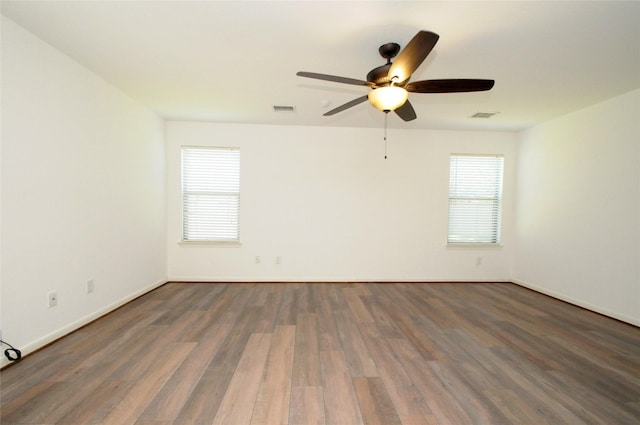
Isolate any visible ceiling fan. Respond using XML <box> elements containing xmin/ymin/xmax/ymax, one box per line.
<box><xmin>297</xmin><ymin>30</ymin><xmax>494</xmax><ymax>121</ymax></box>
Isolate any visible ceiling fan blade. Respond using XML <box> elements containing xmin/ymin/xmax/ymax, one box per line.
<box><xmin>388</xmin><ymin>31</ymin><xmax>439</xmax><ymax>83</ymax></box>
<box><xmin>406</xmin><ymin>79</ymin><xmax>495</xmax><ymax>93</ymax></box>
<box><xmin>323</xmin><ymin>95</ymin><xmax>369</xmax><ymax>116</ymax></box>
<box><xmin>394</xmin><ymin>100</ymin><xmax>417</xmax><ymax>121</ymax></box>
<box><xmin>297</xmin><ymin>71</ymin><xmax>373</xmax><ymax>87</ymax></box>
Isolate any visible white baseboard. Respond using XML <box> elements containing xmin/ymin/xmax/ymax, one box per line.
<box><xmin>512</xmin><ymin>279</ymin><xmax>639</xmax><ymax>327</ymax></box>
<box><xmin>167</xmin><ymin>276</ymin><xmax>510</xmax><ymax>283</ymax></box>
<box><xmin>1</xmin><ymin>278</ymin><xmax>167</xmax><ymax>369</ymax></box>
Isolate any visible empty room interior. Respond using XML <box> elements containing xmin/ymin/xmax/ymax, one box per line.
<box><xmin>1</xmin><ymin>1</ymin><xmax>639</xmax><ymax>424</ymax></box>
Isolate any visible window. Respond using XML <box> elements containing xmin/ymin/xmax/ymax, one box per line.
<box><xmin>182</xmin><ymin>147</ymin><xmax>240</xmax><ymax>242</ymax></box>
<box><xmin>448</xmin><ymin>154</ymin><xmax>503</xmax><ymax>244</ymax></box>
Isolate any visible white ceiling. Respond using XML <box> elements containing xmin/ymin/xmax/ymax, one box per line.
<box><xmin>2</xmin><ymin>1</ymin><xmax>639</xmax><ymax>131</ymax></box>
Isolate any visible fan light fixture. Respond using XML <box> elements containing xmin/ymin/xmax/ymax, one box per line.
<box><xmin>297</xmin><ymin>30</ymin><xmax>495</xmax><ymax>121</ymax></box>
<box><xmin>368</xmin><ymin>85</ymin><xmax>408</xmax><ymax>112</ymax></box>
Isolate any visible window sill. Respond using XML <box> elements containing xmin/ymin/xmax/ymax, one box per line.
<box><xmin>179</xmin><ymin>240</ymin><xmax>242</xmax><ymax>247</ymax></box>
<box><xmin>447</xmin><ymin>243</ymin><xmax>503</xmax><ymax>249</ymax></box>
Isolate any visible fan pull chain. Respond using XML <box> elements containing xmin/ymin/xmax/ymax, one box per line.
<box><xmin>384</xmin><ymin>112</ymin><xmax>388</xmax><ymax>159</ymax></box>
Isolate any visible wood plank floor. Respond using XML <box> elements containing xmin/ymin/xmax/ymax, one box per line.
<box><xmin>1</xmin><ymin>282</ymin><xmax>639</xmax><ymax>425</ymax></box>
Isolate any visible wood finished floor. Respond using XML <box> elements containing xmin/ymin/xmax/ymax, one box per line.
<box><xmin>1</xmin><ymin>282</ymin><xmax>639</xmax><ymax>425</ymax></box>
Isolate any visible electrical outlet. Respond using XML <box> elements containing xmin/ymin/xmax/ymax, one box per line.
<box><xmin>48</xmin><ymin>290</ymin><xmax>58</xmax><ymax>308</ymax></box>
<box><xmin>87</xmin><ymin>279</ymin><xmax>95</xmax><ymax>293</ymax></box>
<box><xmin>255</xmin><ymin>256</ymin><xmax>261</xmax><ymax>264</ymax></box>
<box><xmin>275</xmin><ymin>256</ymin><xmax>281</xmax><ymax>265</ymax></box>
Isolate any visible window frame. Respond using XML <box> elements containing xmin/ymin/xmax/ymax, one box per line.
<box><xmin>181</xmin><ymin>146</ymin><xmax>241</xmax><ymax>244</ymax></box>
<box><xmin>447</xmin><ymin>154</ymin><xmax>504</xmax><ymax>246</ymax></box>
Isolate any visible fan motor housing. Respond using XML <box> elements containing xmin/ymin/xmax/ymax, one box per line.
<box><xmin>367</xmin><ymin>42</ymin><xmax>403</xmax><ymax>86</ymax></box>
<box><xmin>367</xmin><ymin>64</ymin><xmax>392</xmax><ymax>85</ymax></box>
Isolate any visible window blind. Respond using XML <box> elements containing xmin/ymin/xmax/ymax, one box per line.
<box><xmin>182</xmin><ymin>147</ymin><xmax>240</xmax><ymax>242</ymax></box>
<box><xmin>448</xmin><ymin>154</ymin><xmax>503</xmax><ymax>244</ymax></box>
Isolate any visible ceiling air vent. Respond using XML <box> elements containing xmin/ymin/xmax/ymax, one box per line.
<box><xmin>273</xmin><ymin>105</ymin><xmax>296</xmax><ymax>113</ymax></box>
<box><xmin>471</xmin><ymin>112</ymin><xmax>498</xmax><ymax>118</ymax></box>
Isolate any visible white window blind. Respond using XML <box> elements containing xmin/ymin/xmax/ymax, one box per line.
<box><xmin>182</xmin><ymin>147</ymin><xmax>240</xmax><ymax>242</ymax></box>
<box><xmin>448</xmin><ymin>154</ymin><xmax>504</xmax><ymax>244</ymax></box>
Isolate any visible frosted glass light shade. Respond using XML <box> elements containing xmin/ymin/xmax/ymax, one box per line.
<box><xmin>368</xmin><ymin>86</ymin><xmax>409</xmax><ymax>112</ymax></box>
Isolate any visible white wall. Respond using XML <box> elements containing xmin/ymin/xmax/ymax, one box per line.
<box><xmin>167</xmin><ymin>121</ymin><xmax>518</xmax><ymax>282</ymax></box>
<box><xmin>513</xmin><ymin>89</ymin><xmax>640</xmax><ymax>325</ymax></box>
<box><xmin>1</xmin><ymin>16</ymin><xmax>167</xmax><ymax>366</ymax></box>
